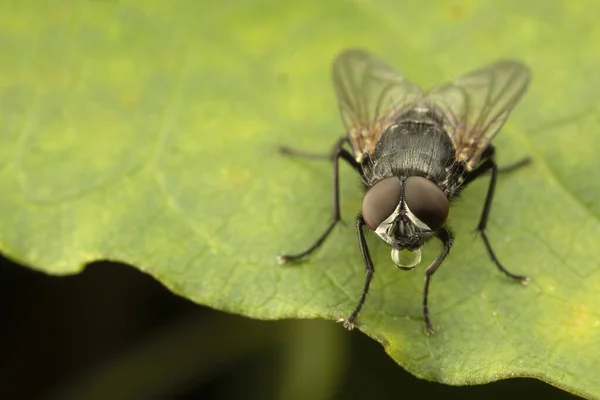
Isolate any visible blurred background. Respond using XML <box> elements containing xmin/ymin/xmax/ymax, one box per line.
<box><xmin>0</xmin><ymin>255</ymin><xmax>578</xmax><ymax>399</ymax></box>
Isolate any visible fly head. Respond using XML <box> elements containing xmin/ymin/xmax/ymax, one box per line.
<box><xmin>361</xmin><ymin>175</ymin><xmax>450</xmax><ymax>270</ymax></box>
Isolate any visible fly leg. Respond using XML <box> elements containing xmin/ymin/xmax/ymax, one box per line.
<box><xmin>498</xmin><ymin>156</ymin><xmax>532</xmax><ymax>173</ymax></box>
<box><xmin>341</xmin><ymin>215</ymin><xmax>375</xmax><ymax>330</ymax></box>
<box><xmin>277</xmin><ymin>137</ymin><xmax>360</xmax><ymax>263</ymax></box>
<box><xmin>422</xmin><ymin>227</ymin><xmax>454</xmax><ymax>334</ymax></box>
<box><xmin>278</xmin><ymin>136</ymin><xmax>357</xmax><ymax>164</ymax></box>
<box><xmin>464</xmin><ymin>145</ymin><xmax>529</xmax><ymax>284</ymax></box>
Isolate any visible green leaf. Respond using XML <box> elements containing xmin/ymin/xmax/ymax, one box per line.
<box><xmin>1</xmin><ymin>0</ymin><xmax>599</xmax><ymax>397</ymax></box>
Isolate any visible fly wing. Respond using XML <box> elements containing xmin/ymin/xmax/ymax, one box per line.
<box><xmin>332</xmin><ymin>49</ymin><xmax>424</xmax><ymax>160</ymax></box>
<box><xmin>426</xmin><ymin>60</ymin><xmax>531</xmax><ymax>170</ymax></box>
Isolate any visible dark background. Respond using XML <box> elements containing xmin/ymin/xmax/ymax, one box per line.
<box><xmin>0</xmin><ymin>255</ymin><xmax>579</xmax><ymax>399</ymax></box>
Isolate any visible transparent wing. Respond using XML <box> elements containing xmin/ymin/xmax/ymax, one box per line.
<box><xmin>426</xmin><ymin>60</ymin><xmax>531</xmax><ymax>169</ymax></box>
<box><xmin>332</xmin><ymin>49</ymin><xmax>424</xmax><ymax>158</ymax></box>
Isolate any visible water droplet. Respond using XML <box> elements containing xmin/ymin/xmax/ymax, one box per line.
<box><xmin>391</xmin><ymin>248</ymin><xmax>422</xmax><ymax>270</ymax></box>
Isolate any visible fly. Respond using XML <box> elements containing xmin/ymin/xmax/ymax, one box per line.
<box><xmin>277</xmin><ymin>49</ymin><xmax>532</xmax><ymax>334</ymax></box>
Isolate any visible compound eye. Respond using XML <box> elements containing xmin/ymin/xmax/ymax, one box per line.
<box><xmin>361</xmin><ymin>177</ymin><xmax>403</xmax><ymax>230</ymax></box>
<box><xmin>404</xmin><ymin>176</ymin><xmax>449</xmax><ymax>231</ymax></box>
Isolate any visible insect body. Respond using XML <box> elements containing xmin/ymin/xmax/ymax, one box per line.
<box><xmin>278</xmin><ymin>49</ymin><xmax>531</xmax><ymax>334</ymax></box>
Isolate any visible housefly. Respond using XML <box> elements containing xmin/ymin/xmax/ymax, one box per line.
<box><xmin>278</xmin><ymin>49</ymin><xmax>531</xmax><ymax>334</ymax></box>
